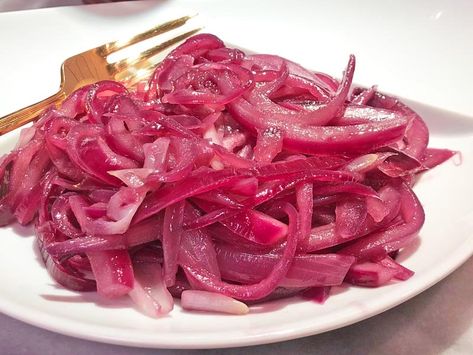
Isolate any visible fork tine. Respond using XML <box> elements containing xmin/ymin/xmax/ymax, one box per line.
<box><xmin>96</xmin><ymin>15</ymin><xmax>195</xmax><ymax>56</ymax></box>
<box><xmin>110</xmin><ymin>28</ymin><xmax>201</xmax><ymax>74</ymax></box>
<box><xmin>119</xmin><ymin>65</ymin><xmax>156</xmax><ymax>87</ymax></box>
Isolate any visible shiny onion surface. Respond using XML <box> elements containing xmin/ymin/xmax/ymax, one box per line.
<box><xmin>0</xmin><ymin>34</ymin><xmax>455</xmax><ymax>316</ymax></box>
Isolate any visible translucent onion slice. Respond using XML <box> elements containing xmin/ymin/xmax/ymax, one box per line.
<box><xmin>181</xmin><ymin>290</ymin><xmax>249</xmax><ymax>315</ymax></box>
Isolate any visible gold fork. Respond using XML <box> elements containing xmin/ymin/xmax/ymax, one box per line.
<box><xmin>0</xmin><ymin>16</ymin><xmax>200</xmax><ymax>135</ymax></box>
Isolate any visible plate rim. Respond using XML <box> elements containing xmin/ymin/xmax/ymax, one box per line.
<box><xmin>0</xmin><ymin>223</ymin><xmax>472</xmax><ymax>349</ymax></box>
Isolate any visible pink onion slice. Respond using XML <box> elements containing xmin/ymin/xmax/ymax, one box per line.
<box><xmin>182</xmin><ymin>203</ymin><xmax>299</xmax><ymax>300</ymax></box>
<box><xmin>36</xmin><ymin>222</ymin><xmax>96</xmax><ymax>291</ymax></box>
<box><xmin>236</xmin><ymin>55</ymin><xmax>355</xmax><ymax>127</ymax></box>
<box><xmin>335</xmin><ymin>197</ymin><xmax>367</xmax><ymax>239</ymax></box>
<box><xmin>302</xmin><ymin>286</ymin><xmax>331</xmax><ymax>304</ymax></box>
<box><xmin>296</xmin><ymin>182</ymin><xmax>313</xmax><ymax>243</ymax></box>
<box><xmin>301</xmin><ymin>184</ymin><xmax>401</xmax><ymax>252</ymax></box>
<box><xmin>345</xmin><ymin>261</ymin><xmax>397</xmax><ymax>287</ymax></box>
<box><xmin>46</xmin><ymin>217</ymin><xmax>162</xmax><ymax>258</ymax></box>
<box><xmin>339</xmin><ymin>183</ymin><xmax>424</xmax><ymax>260</ymax></box>
<box><xmin>216</xmin><ymin>242</ymin><xmax>355</xmax><ymax>288</ymax></box>
<box><xmin>379</xmin><ymin>256</ymin><xmax>414</xmax><ymax>280</ymax></box>
<box><xmin>194</xmin><ymin>198</ymin><xmax>288</xmax><ymax>245</ymax></box>
<box><xmin>66</xmin><ymin>124</ymin><xmax>139</xmax><ymax>186</ymax></box>
<box><xmin>254</xmin><ymin>127</ymin><xmax>283</xmax><ymax>163</ymax></box>
<box><xmin>134</xmin><ymin>168</ymin><xmax>249</xmax><ymax>222</ymax></box>
<box><xmin>194</xmin><ymin>190</ymin><xmax>244</xmax><ymax>208</ymax></box>
<box><xmin>181</xmin><ymin>290</ymin><xmax>249</xmax><ymax>315</ymax></box>
<box><xmin>87</xmin><ymin>249</ymin><xmax>134</xmax><ymax>298</ymax></box>
<box><xmin>128</xmin><ymin>262</ymin><xmax>174</xmax><ymax>317</ymax></box>
<box><xmin>162</xmin><ymin>201</ymin><xmax>185</xmax><ymax>286</ymax></box>
<box><xmin>70</xmin><ymin>187</ymin><xmax>147</xmax><ymax>235</ymax></box>
<box><xmin>228</xmin><ymin>176</ymin><xmax>258</xmax><ymax>196</ymax></box>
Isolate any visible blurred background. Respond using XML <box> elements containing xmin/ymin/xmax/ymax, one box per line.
<box><xmin>0</xmin><ymin>0</ymin><xmax>130</xmax><ymax>12</ymax></box>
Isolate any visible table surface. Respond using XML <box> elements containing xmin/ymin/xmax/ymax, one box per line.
<box><xmin>0</xmin><ymin>1</ymin><xmax>472</xmax><ymax>354</ymax></box>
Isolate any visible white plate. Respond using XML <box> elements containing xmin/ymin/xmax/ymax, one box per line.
<box><xmin>0</xmin><ymin>0</ymin><xmax>472</xmax><ymax>349</ymax></box>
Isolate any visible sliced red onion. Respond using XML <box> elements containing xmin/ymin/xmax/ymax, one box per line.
<box><xmin>43</xmin><ymin>117</ymin><xmax>83</xmax><ymax>180</ymax></box>
<box><xmin>183</xmin><ymin>206</ymin><xmax>241</xmax><ymax>231</ymax></box>
<box><xmin>302</xmin><ymin>286</ymin><xmax>331</xmax><ymax>304</ymax></box>
<box><xmin>143</xmin><ymin>137</ymin><xmax>170</xmax><ymax>170</ymax></box>
<box><xmin>339</xmin><ymin>183</ymin><xmax>424</xmax><ymax>260</ymax></box>
<box><xmin>312</xmin><ymin>182</ymin><xmax>378</xmax><ymax>198</ymax></box>
<box><xmin>302</xmin><ymin>184</ymin><xmax>401</xmax><ymax>252</ymax></box>
<box><xmin>366</xmin><ymin>195</ymin><xmax>390</xmax><ymax>223</ymax></box>
<box><xmin>46</xmin><ymin>217</ymin><xmax>162</xmax><ymax>258</ymax></box>
<box><xmin>281</xmin><ymin>117</ymin><xmax>408</xmax><ymax>154</ymax></box>
<box><xmin>87</xmin><ymin>250</ymin><xmax>134</xmax><ymax>298</ymax></box>
<box><xmin>105</xmin><ymin>116</ymin><xmax>144</xmax><ymax>163</ymax></box>
<box><xmin>194</xmin><ymin>198</ymin><xmax>288</xmax><ymax>245</ymax></box>
<box><xmin>335</xmin><ymin>197</ymin><xmax>367</xmax><ymax>239</ymax></box>
<box><xmin>169</xmin><ymin>33</ymin><xmax>224</xmax><ymax>58</ymax></box>
<box><xmin>345</xmin><ymin>261</ymin><xmax>397</xmax><ymax>287</ymax></box>
<box><xmin>108</xmin><ymin>168</ymin><xmax>154</xmax><ymax>188</ymax></box>
<box><xmin>4</xmin><ymin>140</ymin><xmax>43</xmax><ymax>214</ymax></box>
<box><xmin>216</xmin><ymin>243</ymin><xmax>354</xmax><ymax>288</ymax></box>
<box><xmin>228</xmin><ymin>176</ymin><xmax>258</xmax><ymax>196</ymax></box>
<box><xmin>70</xmin><ymin>187</ymin><xmax>146</xmax><ymax>235</ymax></box>
<box><xmin>254</xmin><ymin>127</ymin><xmax>283</xmax><ymax>163</ymax></box>
<box><xmin>181</xmin><ymin>290</ymin><xmax>249</xmax><ymax>315</ymax></box>
<box><xmin>15</xmin><ymin>126</ymin><xmax>36</xmax><ymax>149</ymax></box>
<box><xmin>50</xmin><ymin>193</ymin><xmax>84</xmax><ymax>238</ymax></box>
<box><xmin>421</xmin><ymin>148</ymin><xmax>457</xmax><ymax>170</ymax></box>
<box><xmin>194</xmin><ymin>190</ymin><xmax>244</xmax><ymax>208</ymax></box>
<box><xmin>134</xmin><ymin>169</ymin><xmax>249</xmax><ymax>223</ymax></box>
<box><xmin>251</xmin><ymin>156</ymin><xmax>349</xmax><ymax>179</ymax></box>
<box><xmin>239</xmin><ymin>55</ymin><xmax>354</xmax><ymax>126</ymax></box>
<box><xmin>36</xmin><ymin>222</ymin><xmax>96</xmax><ymax>291</ymax></box>
<box><xmin>85</xmin><ymin>80</ymin><xmax>128</xmax><ymax>124</ymax></box>
<box><xmin>0</xmin><ymin>33</ymin><xmax>453</xmax><ymax>317</ymax></box>
<box><xmin>128</xmin><ymin>262</ymin><xmax>174</xmax><ymax>317</ymax></box>
<box><xmin>66</xmin><ymin>124</ymin><xmax>139</xmax><ymax>186</ymax></box>
<box><xmin>162</xmin><ymin>63</ymin><xmax>254</xmax><ymax>106</ymax></box>
<box><xmin>344</xmin><ymin>152</ymin><xmax>396</xmax><ymax>174</ymax></box>
<box><xmin>145</xmin><ymin>138</ymin><xmax>198</xmax><ymax>184</ymax></box>
<box><xmin>162</xmin><ymin>201</ymin><xmax>185</xmax><ymax>287</ymax></box>
<box><xmin>351</xmin><ymin>86</ymin><xmax>376</xmax><ymax>105</ymax></box>
<box><xmin>370</xmin><ymin>92</ymin><xmax>429</xmax><ymax>160</ymax></box>
<box><xmin>222</xmin><ymin>131</ymin><xmax>247</xmax><ymax>152</ymax></box>
<box><xmin>335</xmin><ymin>104</ymin><xmax>403</xmax><ymax>126</ymax></box>
<box><xmin>379</xmin><ymin>256</ymin><xmax>414</xmax><ymax>280</ymax></box>
<box><xmin>182</xmin><ymin>203</ymin><xmax>299</xmax><ymax>300</ymax></box>
<box><xmin>296</xmin><ymin>182</ymin><xmax>313</xmax><ymax>243</ymax></box>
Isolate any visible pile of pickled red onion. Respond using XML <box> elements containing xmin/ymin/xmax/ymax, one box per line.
<box><xmin>0</xmin><ymin>34</ymin><xmax>455</xmax><ymax>316</ymax></box>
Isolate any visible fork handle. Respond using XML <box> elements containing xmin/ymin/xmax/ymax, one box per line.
<box><xmin>0</xmin><ymin>90</ymin><xmax>66</xmax><ymax>135</ymax></box>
